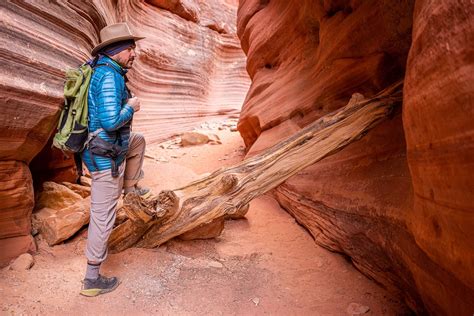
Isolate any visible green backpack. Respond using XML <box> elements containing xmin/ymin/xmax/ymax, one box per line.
<box><xmin>52</xmin><ymin>64</ymin><xmax>93</xmax><ymax>153</ymax></box>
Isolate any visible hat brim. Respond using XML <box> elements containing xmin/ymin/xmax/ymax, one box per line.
<box><xmin>91</xmin><ymin>35</ymin><xmax>145</xmax><ymax>56</ymax></box>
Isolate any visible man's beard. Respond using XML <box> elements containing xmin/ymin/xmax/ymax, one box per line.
<box><xmin>118</xmin><ymin>57</ymin><xmax>134</xmax><ymax>69</ymax></box>
<box><xmin>125</xmin><ymin>59</ymin><xmax>134</xmax><ymax>69</ymax></box>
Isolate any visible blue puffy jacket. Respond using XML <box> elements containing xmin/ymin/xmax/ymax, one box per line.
<box><xmin>82</xmin><ymin>55</ymin><xmax>135</xmax><ymax>172</ymax></box>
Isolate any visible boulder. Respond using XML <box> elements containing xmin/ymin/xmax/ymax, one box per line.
<box><xmin>10</xmin><ymin>253</ymin><xmax>35</xmax><ymax>271</ymax></box>
<box><xmin>61</xmin><ymin>182</ymin><xmax>91</xmax><ymax>198</ymax></box>
<box><xmin>181</xmin><ymin>131</ymin><xmax>222</xmax><ymax>146</ymax></box>
<box><xmin>35</xmin><ymin>197</ymin><xmax>91</xmax><ymax>246</ymax></box>
<box><xmin>181</xmin><ymin>132</ymin><xmax>211</xmax><ymax>146</ymax></box>
<box><xmin>0</xmin><ymin>235</ymin><xmax>36</xmax><ymax>267</ymax></box>
<box><xmin>35</xmin><ymin>182</ymin><xmax>83</xmax><ymax>211</ymax></box>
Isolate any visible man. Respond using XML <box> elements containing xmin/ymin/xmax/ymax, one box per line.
<box><xmin>80</xmin><ymin>23</ymin><xmax>150</xmax><ymax>297</ymax></box>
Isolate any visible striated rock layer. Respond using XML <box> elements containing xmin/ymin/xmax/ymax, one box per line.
<box><xmin>237</xmin><ymin>0</ymin><xmax>473</xmax><ymax>314</ymax></box>
<box><xmin>125</xmin><ymin>0</ymin><xmax>250</xmax><ymax>142</ymax></box>
<box><xmin>403</xmin><ymin>0</ymin><xmax>474</xmax><ymax>313</ymax></box>
<box><xmin>1</xmin><ymin>0</ymin><xmax>117</xmax><ymax>265</ymax></box>
<box><xmin>0</xmin><ymin>0</ymin><xmax>249</xmax><ymax>265</ymax></box>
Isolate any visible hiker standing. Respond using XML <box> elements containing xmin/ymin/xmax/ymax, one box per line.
<box><xmin>80</xmin><ymin>23</ymin><xmax>151</xmax><ymax>296</ymax></box>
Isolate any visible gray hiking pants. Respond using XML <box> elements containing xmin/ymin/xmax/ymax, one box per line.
<box><xmin>85</xmin><ymin>132</ymin><xmax>146</xmax><ymax>263</ymax></box>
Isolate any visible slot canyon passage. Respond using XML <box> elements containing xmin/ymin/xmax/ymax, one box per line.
<box><xmin>0</xmin><ymin>0</ymin><xmax>473</xmax><ymax>315</ymax></box>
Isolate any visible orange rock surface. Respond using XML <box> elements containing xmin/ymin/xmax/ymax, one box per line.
<box><xmin>237</xmin><ymin>0</ymin><xmax>473</xmax><ymax>314</ymax></box>
<box><xmin>403</xmin><ymin>0</ymin><xmax>474</xmax><ymax>313</ymax></box>
<box><xmin>0</xmin><ymin>161</ymin><xmax>36</xmax><ymax>265</ymax></box>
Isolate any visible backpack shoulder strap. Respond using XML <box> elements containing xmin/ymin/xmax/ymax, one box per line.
<box><xmin>93</xmin><ymin>63</ymin><xmax>117</xmax><ymax>72</ymax></box>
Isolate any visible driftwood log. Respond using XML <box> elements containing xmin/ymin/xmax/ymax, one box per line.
<box><xmin>109</xmin><ymin>81</ymin><xmax>403</xmax><ymax>253</ymax></box>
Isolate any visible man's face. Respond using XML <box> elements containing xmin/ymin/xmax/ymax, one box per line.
<box><xmin>112</xmin><ymin>45</ymin><xmax>137</xmax><ymax>69</ymax></box>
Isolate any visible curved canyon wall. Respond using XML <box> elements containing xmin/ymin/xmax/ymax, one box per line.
<box><xmin>403</xmin><ymin>0</ymin><xmax>474</xmax><ymax>313</ymax></box>
<box><xmin>0</xmin><ymin>0</ymin><xmax>249</xmax><ymax>265</ymax></box>
<box><xmin>125</xmin><ymin>0</ymin><xmax>250</xmax><ymax>141</ymax></box>
<box><xmin>237</xmin><ymin>0</ymin><xmax>473</xmax><ymax>315</ymax></box>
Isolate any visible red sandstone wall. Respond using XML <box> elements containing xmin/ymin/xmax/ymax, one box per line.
<box><xmin>403</xmin><ymin>0</ymin><xmax>474</xmax><ymax>313</ymax></box>
<box><xmin>124</xmin><ymin>0</ymin><xmax>250</xmax><ymax>141</ymax></box>
<box><xmin>0</xmin><ymin>0</ymin><xmax>115</xmax><ymax>266</ymax></box>
<box><xmin>0</xmin><ymin>0</ymin><xmax>249</xmax><ymax>266</ymax></box>
<box><xmin>237</xmin><ymin>0</ymin><xmax>473</xmax><ymax>314</ymax></box>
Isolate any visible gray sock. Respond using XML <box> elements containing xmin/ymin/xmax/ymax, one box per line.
<box><xmin>85</xmin><ymin>262</ymin><xmax>100</xmax><ymax>280</ymax></box>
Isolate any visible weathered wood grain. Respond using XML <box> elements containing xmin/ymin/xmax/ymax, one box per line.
<box><xmin>109</xmin><ymin>81</ymin><xmax>402</xmax><ymax>252</ymax></box>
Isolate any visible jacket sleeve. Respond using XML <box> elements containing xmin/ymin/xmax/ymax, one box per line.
<box><xmin>96</xmin><ymin>71</ymin><xmax>134</xmax><ymax>131</ymax></box>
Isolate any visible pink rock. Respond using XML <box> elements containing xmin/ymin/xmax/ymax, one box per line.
<box><xmin>10</xmin><ymin>253</ymin><xmax>35</xmax><ymax>271</ymax></box>
<box><xmin>237</xmin><ymin>0</ymin><xmax>473</xmax><ymax>314</ymax></box>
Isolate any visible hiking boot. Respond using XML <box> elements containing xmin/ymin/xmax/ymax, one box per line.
<box><xmin>124</xmin><ymin>185</ymin><xmax>152</xmax><ymax>199</ymax></box>
<box><xmin>80</xmin><ymin>275</ymin><xmax>120</xmax><ymax>297</ymax></box>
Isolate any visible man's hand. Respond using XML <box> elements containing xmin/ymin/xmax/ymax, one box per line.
<box><xmin>128</xmin><ymin>97</ymin><xmax>141</xmax><ymax>112</ymax></box>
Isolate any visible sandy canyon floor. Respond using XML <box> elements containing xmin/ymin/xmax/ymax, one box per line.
<box><xmin>0</xmin><ymin>122</ymin><xmax>410</xmax><ymax>315</ymax></box>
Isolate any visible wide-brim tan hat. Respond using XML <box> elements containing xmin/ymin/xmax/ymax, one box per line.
<box><xmin>92</xmin><ymin>22</ymin><xmax>145</xmax><ymax>56</ymax></box>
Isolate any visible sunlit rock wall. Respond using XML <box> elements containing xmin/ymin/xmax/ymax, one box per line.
<box><xmin>0</xmin><ymin>0</ymin><xmax>249</xmax><ymax>266</ymax></box>
<box><xmin>125</xmin><ymin>0</ymin><xmax>250</xmax><ymax>141</ymax></box>
<box><xmin>237</xmin><ymin>0</ymin><xmax>473</xmax><ymax>314</ymax></box>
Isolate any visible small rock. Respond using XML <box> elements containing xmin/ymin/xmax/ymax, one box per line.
<box><xmin>31</xmin><ymin>227</ymin><xmax>39</xmax><ymax>236</ymax></box>
<box><xmin>207</xmin><ymin>133</ymin><xmax>222</xmax><ymax>145</ymax></box>
<box><xmin>157</xmin><ymin>157</ymin><xmax>169</xmax><ymax>163</ymax></box>
<box><xmin>251</xmin><ymin>297</ymin><xmax>260</xmax><ymax>306</ymax></box>
<box><xmin>187</xmin><ymin>258</ymin><xmax>224</xmax><ymax>269</ymax></box>
<box><xmin>181</xmin><ymin>132</ymin><xmax>210</xmax><ymax>146</ymax></box>
<box><xmin>207</xmin><ymin>260</ymin><xmax>224</xmax><ymax>269</ymax></box>
<box><xmin>346</xmin><ymin>302</ymin><xmax>370</xmax><ymax>315</ymax></box>
<box><xmin>223</xmin><ymin>122</ymin><xmax>237</xmax><ymax>127</ymax></box>
<box><xmin>10</xmin><ymin>253</ymin><xmax>34</xmax><ymax>271</ymax></box>
<box><xmin>79</xmin><ymin>176</ymin><xmax>92</xmax><ymax>187</ymax></box>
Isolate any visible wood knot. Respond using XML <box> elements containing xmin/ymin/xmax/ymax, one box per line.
<box><xmin>122</xmin><ymin>192</ymin><xmax>155</xmax><ymax>224</ymax></box>
<box><xmin>213</xmin><ymin>174</ymin><xmax>238</xmax><ymax>195</ymax></box>
<box><xmin>154</xmin><ymin>190</ymin><xmax>179</xmax><ymax>217</ymax></box>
